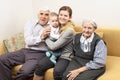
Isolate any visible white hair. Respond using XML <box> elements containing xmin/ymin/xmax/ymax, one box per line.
<box><xmin>82</xmin><ymin>19</ymin><xmax>97</xmax><ymax>29</ymax></box>
<box><xmin>39</xmin><ymin>6</ymin><xmax>50</xmax><ymax>12</ymax></box>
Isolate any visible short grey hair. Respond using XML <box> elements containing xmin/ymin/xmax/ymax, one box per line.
<box><xmin>82</xmin><ymin>19</ymin><xmax>97</xmax><ymax>29</ymax></box>
<box><xmin>39</xmin><ymin>6</ymin><xmax>50</xmax><ymax>12</ymax></box>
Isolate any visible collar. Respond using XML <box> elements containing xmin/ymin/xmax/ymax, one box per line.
<box><xmin>80</xmin><ymin>33</ymin><xmax>94</xmax><ymax>43</ymax></box>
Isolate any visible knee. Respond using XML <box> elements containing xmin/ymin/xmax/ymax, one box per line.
<box><xmin>0</xmin><ymin>54</ymin><xmax>4</xmax><ymax>59</ymax></box>
<box><xmin>36</xmin><ymin>63</ymin><xmax>46</xmax><ymax>71</ymax></box>
<box><xmin>34</xmin><ymin>64</ymin><xmax>46</xmax><ymax>76</ymax></box>
<box><xmin>17</xmin><ymin>69</ymin><xmax>32</xmax><ymax>77</ymax></box>
<box><xmin>54</xmin><ymin>68</ymin><xmax>60</xmax><ymax>75</ymax></box>
<box><xmin>54</xmin><ymin>69</ymin><xmax>63</xmax><ymax>80</ymax></box>
<box><xmin>54</xmin><ymin>68</ymin><xmax>63</xmax><ymax>77</ymax></box>
<box><xmin>0</xmin><ymin>55</ymin><xmax>7</xmax><ymax>63</ymax></box>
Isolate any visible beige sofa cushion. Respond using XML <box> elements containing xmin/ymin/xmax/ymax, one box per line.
<box><xmin>44</xmin><ymin>68</ymin><xmax>54</xmax><ymax>80</ymax></box>
<box><xmin>96</xmin><ymin>27</ymin><xmax>120</xmax><ymax>57</ymax></box>
<box><xmin>98</xmin><ymin>56</ymin><xmax>120</xmax><ymax>80</ymax></box>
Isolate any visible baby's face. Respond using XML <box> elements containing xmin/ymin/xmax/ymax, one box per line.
<box><xmin>50</xmin><ymin>16</ymin><xmax>59</xmax><ymax>28</ymax></box>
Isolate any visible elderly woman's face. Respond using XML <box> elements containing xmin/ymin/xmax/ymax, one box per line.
<box><xmin>82</xmin><ymin>22</ymin><xmax>95</xmax><ymax>38</ymax></box>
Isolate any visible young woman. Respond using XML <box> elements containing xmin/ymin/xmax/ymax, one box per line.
<box><xmin>33</xmin><ymin>6</ymin><xmax>75</xmax><ymax>80</ymax></box>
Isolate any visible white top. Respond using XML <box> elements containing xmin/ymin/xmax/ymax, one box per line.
<box><xmin>50</xmin><ymin>25</ymin><xmax>60</xmax><ymax>40</ymax></box>
<box><xmin>24</xmin><ymin>19</ymin><xmax>49</xmax><ymax>51</ymax></box>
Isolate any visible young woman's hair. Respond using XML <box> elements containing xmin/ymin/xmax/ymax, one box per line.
<box><xmin>59</xmin><ymin>6</ymin><xmax>72</xmax><ymax>18</ymax></box>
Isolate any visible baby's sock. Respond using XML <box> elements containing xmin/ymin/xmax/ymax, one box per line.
<box><xmin>46</xmin><ymin>51</ymin><xmax>51</xmax><ymax>57</ymax></box>
<box><xmin>50</xmin><ymin>55</ymin><xmax>56</xmax><ymax>64</ymax></box>
<box><xmin>46</xmin><ymin>51</ymin><xmax>56</xmax><ymax>64</ymax></box>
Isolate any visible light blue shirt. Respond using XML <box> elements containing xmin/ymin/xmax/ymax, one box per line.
<box><xmin>24</xmin><ymin>19</ymin><xmax>49</xmax><ymax>51</ymax></box>
<box><xmin>84</xmin><ymin>40</ymin><xmax>107</xmax><ymax>69</ymax></box>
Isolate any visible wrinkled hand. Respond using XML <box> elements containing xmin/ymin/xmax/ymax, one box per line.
<box><xmin>67</xmin><ymin>66</ymin><xmax>87</xmax><ymax>80</ymax></box>
<box><xmin>67</xmin><ymin>69</ymin><xmax>80</xmax><ymax>80</ymax></box>
<box><xmin>41</xmin><ymin>27</ymin><xmax>51</xmax><ymax>40</ymax></box>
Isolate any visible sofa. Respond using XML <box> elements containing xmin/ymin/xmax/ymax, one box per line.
<box><xmin>0</xmin><ymin>25</ymin><xmax>120</xmax><ymax>80</ymax></box>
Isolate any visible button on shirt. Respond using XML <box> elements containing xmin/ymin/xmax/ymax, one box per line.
<box><xmin>24</xmin><ymin>19</ymin><xmax>49</xmax><ymax>51</ymax></box>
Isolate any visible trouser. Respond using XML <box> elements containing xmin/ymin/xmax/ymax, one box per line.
<box><xmin>62</xmin><ymin>59</ymin><xmax>105</xmax><ymax>80</ymax></box>
<box><xmin>54</xmin><ymin>58</ymin><xmax>70</xmax><ymax>80</ymax></box>
<box><xmin>34</xmin><ymin>56</ymin><xmax>54</xmax><ymax>76</ymax></box>
<box><xmin>34</xmin><ymin>57</ymin><xmax>69</xmax><ymax>80</ymax></box>
<box><xmin>0</xmin><ymin>48</ymin><xmax>46</xmax><ymax>80</ymax></box>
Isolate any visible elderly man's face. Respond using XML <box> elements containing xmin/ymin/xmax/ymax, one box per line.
<box><xmin>82</xmin><ymin>22</ymin><xmax>95</xmax><ymax>38</ymax></box>
<box><xmin>38</xmin><ymin>10</ymin><xmax>50</xmax><ymax>26</ymax></box>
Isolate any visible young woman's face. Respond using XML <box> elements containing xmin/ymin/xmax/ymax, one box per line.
<box><xmin>58</xmin><ymin>10</ymin><xmax>71</xmax><ymax>25</ymax></box>
<box><xmin>82</xmin><ymin>22</ymin><xmax>95</xmax><ymax>38</ymax></box>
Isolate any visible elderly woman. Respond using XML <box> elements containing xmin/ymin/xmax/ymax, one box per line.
<box><xmin>63</xmin><ymin>19</ymin><xmax>107</xmax><ymax>80</ymax></box>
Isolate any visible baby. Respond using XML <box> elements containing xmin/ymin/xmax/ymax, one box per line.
<box><xmin>49</xmin><ymin>12</ymin><xmax>60</xmax><ymax>41</ymax></box>
<box><xmin>46</xmin><ymin>12</ymin><xmax>61</xmax><ymax>64</ymax></box>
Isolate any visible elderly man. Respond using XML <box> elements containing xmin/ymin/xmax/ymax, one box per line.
<box><xmin>0</xmin><ymin>8</ymin><xmax>50</xmax><ymax>80</ymax></box>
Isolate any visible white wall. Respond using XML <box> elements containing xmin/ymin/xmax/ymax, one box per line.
<box><xmin>32</xmin><ymin>0</ymin><xmax>120</xmax><ymax>27</ymax></box>
<box><xmin>0</xmin><ymin>0</ymin><xmax>120</xmax><ymax>41</ymax></box>
<box><xmin>0</xmin><ymin>0</ymin><xmax>33</xmax><ymax>41</ymax></box>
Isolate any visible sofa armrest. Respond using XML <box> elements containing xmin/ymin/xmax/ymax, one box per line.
<box><xmin>0</xmin><ymin>42</ymin><xmax>5</xmax><ymax>55</ymax></box>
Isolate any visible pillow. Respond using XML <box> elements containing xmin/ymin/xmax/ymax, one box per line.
<box><xmin>3</xmin><ymin>32</ymin><xmax>25</xmax><ymax>52</ymax></box>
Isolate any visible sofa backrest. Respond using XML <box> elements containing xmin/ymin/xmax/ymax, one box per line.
<box><xmin>2</xmin><ymin>25</ymin><xmax>120</xmax><ymax>57</ymax></box>
<box><xmin>74</xmin><ymin>25</ymin><xmax>120</xmax><ymax>57</ymax></box>
<box><xmin>96</xmin><ymin>27</ymin><xmax>120</xmax><ymax>57</ymax></box>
